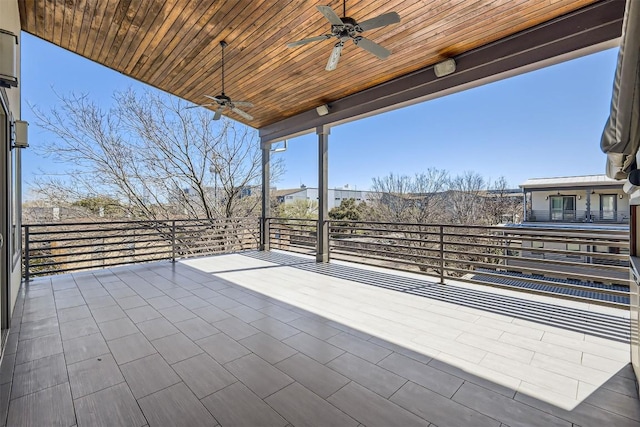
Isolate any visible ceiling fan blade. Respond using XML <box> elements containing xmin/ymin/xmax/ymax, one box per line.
<box><xmin>231</xmin><ymin>107</ymin><xmax>254</xmax><ymax>121</ymax></box>
<box><xmin>233</xmin><ymin>101</ymin><xmax>254</xmax><ymax>108</ymax></box>
<box><xmin>354</xmin><ymin>37</ymin><xmax>391</xmax><ymax>59</ymax></box>
<box><xmin>287</xmin><ymin>35</ymin><xmax>331</xmax><ymax>48</ymax></box>
<box><xmin>186</xmin><ymin>103</ymin><xmax>216</xmax><ymax>109</ymax></box>
<box><xmin>357</xmin><ymin>12</ymin><xmax>400</xmax><ymax>32</ymax></box>
<box><xmin>325</xmin><ymin>42</ymin><xmax>344</xmax><ymax>71</ymax></box>
<box><xmin>213</xmin><ymin>107</ymin><xmax>223</xmax><ymax>120</ymax></box>
<box><xmin>317</xmin><ymin>5</ymin><xmax>344</xmax><ymax>26</ymax></box>
<box><xmin>204</xmin><ymin>95</ymin><xmax>223</xmax><ymax>102</ymax></box>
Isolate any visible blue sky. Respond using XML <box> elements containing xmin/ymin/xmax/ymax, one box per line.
<box><xmin>21</xmin><ymin>32</ymin><xmax>618</xmax><ymax>196</ymax></box>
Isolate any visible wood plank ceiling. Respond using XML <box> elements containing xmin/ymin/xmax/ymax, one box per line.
<box><xmin>18</xmin><ymin>0</ymin><xmax>598</xmax><ymax>129</ymax></box>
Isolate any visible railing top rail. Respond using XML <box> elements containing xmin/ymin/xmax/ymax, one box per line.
<box><xmin>317</xmin><ymin>219</ymin><xmax>628</xmax><ymax>235</ymax></box>
<box><xmin>22</xmin><ymin>217</ymin><xmax>260</xmax><ymax>228</ymax></box>
<box><xmin>267</xmin><ymin>217</ymin><xmax>318</xmax><ymax>223</ymax></box>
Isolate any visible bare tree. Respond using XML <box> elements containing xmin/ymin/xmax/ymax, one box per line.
<box><xmin>369</xmin><ymin>169</ymin><xmax>449</xmax><ymax>223</ymax></box>
<box><xmin>482</xmin><ymin>176</ymin><xmax>522</xmax><ymax>224</ymax></box>
<box><xmin>30</xmin><ymin>89</ymin><xmax>283</xmax><ymax>220</ymax></box>
<box><xmin>367</xmin><ymin>169</ymin><xmax>450</xmax><ymax>273</ymax></box>
<box><xmin>447</xmin><ymin>171</ymin><xmax>486</xmax><ymax>224</ymax></box>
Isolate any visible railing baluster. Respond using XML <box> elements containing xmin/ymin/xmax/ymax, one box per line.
<box><xmin>171</xmin><ymin>220</ymin><xmax>176</xmax><ymax>263</ymax></box>
<box><xmin>439</xmin><ymin>225</ymin><xmax>444</xmax><ymax>284</ymax></box>
<box><xmin>24</xmin><ymin>225</ymin><xmax>30</xmax><ymax>282</ymax></box>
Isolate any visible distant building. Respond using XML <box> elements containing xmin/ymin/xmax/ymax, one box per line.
<box><xmin>520</xmin><ymin>174</ymin><xmax>628</xmax><ymax>224</ymax></box>
<box><xmin>273</xmin><ymin>186</ymin><xmax>377</xmax><ymax>211</ymax></box>
<box><xmin>501</xmin><ymin>175</ymin><xmax>629</xmax><ymax>281</ymax></box>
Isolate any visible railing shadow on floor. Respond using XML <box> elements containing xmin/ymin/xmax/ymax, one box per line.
<box><xmin>240</xmin><ymin>250</ymin><xmax>631</xmax><ymax>344</ymax></box>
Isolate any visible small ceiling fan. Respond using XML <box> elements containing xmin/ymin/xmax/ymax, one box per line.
<box><xmin>287</xmin><ymin>1</ymin><xmax>400</xmax><ymax>71</ymax></box>
<box><xmin>189</xmin><ymin>41</ymin><xmax>253</xmax><ymax>121</ymax></box>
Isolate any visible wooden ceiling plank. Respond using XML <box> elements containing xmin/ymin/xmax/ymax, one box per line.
<box><xmin>33</xmin><ymin>0</ymin><xmax>46</xmax><ymax>38</ymax></box>
<box><xmin>19</xmin><ymin>0</ymin><xmax>36</xmax><ymax>32</ymax></box>
<box><xmin>121</xmin><ymin>0</ymin><xmax>181</xmax><ymax>75</ymax></box>
<box><xmin>59</xmin><ymin>0</ymin><xmax>76</xmax><ymax>49</ymax></box>
<box><xmin>51</xmin><ymin>0</ymin><xmax>66</xmax><ymax>47</ymax></box>
<box><xmin>447</xmin><ymin>1</ymin><xmax>596</xmax><ymax>55</ymax></box>
<box><xmin>82</xmin><ymin>0</ymin><xmax>113</xmax><ymax>61</ymax></box>
<box><xmin>112</xmin><ymin>0</ymin><xmax>160</xmax><ymax>70</ymax></box>
<box><xmin>44</xmin><ymin>0</ymin><xmax>55</xmax><ymax>39</ymax></box>
<box><xmin>140</xmin><ymin>0</ymin><xmax>225</xmax><ymax>84</ymax></box>
<box><xmin>117</xmin><ymin>0</ymin><xmax>171</xmax><ymax>73</ymax></box>
<box><xmin>103</xmin><ymin>0</ymin><xmax>144</xmax><ymax>66</ymax></box>
<box><xmin>78</xmin><ymin>0</ymin><xmax>104</xmax><ymax>57</ymax></box>
<box><xmin>153</xmin><ymin>0</ymin><xmax>270</xmax><ymax>91</ymax></box>
<box><xmin>65</xmin><ymin>0</ymin><xmax>86</xmax><ymax>52</ymax></box>
<box><xmin>95</xmin><ymin>0</ymin><xmax>134</xmax><ymax>64</ymax></box>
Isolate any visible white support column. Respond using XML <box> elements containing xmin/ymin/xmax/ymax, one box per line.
<box><xmin>260</xmin><ymin>143</ymin><xmax>270</xmax><ymax>251</ymax></box>
<box><xmin>317</xmin><ymin>125</ymin><xmax>329</xmax><ymax>263</ymax></box>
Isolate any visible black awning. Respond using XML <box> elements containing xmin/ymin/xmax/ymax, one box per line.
<box><xmin>601</xmin><ymin>0</ymin><xmax>640</xmax><ymax>179</ymax></box>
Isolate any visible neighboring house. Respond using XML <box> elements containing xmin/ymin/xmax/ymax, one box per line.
<box><xmin>500</xmin><ymin>175</ymin><xmax>629</xmax><ymax>282</ymax></box>
<box><xmin>520</xmin><ymin>174</ymin><xmax>628</xmax><ymax>224</ymax></box>
<box><xmin>274</xmin><ymin>186</ymin><xmax>377</xmax><ymax>211</ymax></box>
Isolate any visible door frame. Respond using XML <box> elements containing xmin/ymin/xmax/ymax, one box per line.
<box><xmin>0</xmin><ymin>89</ymin><xmax>12</xmax><ymax>336</ymax></box>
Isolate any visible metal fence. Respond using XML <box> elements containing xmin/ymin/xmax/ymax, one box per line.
<box><xmin>22</xmin><ymin>218</ymin><xmax>260</xmax><ymax>279</ymax></box>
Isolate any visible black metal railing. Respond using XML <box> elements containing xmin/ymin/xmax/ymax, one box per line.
<box><xmin>23</xmin><ymin>217</ymin><xmax>630</xmax><ymax>307</ymax></box>
<box><xmin>268</xmin><ymin>218</ymin><xmax>317</xmax><ymax>254</ymax></box>
<box><xmin>22</xmin><ymin>218</ymin><xmax>259</xmax><ymax>279</ymax></box>
<box><xmin>527</xmin><ymin>209</ymin><xmax>629</xmax><ymax>223</ymax></box>
<box><xmin>322</xmin><ymin>220</ymin><xmax>629</xmax><ymax>307</ymax></box>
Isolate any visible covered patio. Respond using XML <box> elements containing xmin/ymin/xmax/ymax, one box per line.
<box><xmin>1</xmin><ymin>0</ymin><xmax>639</xmax><ymax>425</ymax></box>
<box><xmin>1</xmin><ymin>251</ymin><xmax>636</xmax><ymax>426</ymax></box>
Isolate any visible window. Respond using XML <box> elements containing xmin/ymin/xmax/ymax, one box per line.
<box><xmin>599</xmin><ymin>194</ymin><xmax>616</xmax><ymax>220</ymax></box>
<box><xmin>549</xmin><ymin>195</ymin><xmax>575</xmax><ymax>221</ymax></box>
<box><xmin>567</xmin><ymin>243</ymin><xmax>580</xmax><ymax>251</ymax></box>
<box><xmin>532</xmin><ymin>241</ymin><xmax>544</xmax><ymax>249</ymax></box>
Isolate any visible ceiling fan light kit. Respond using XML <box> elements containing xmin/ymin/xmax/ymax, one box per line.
<box><xmin>287</xmin><ymin>1</ymin><xmax>401</xmax><ymax>71</ymax></box>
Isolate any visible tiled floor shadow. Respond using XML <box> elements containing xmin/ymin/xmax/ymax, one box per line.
<box><xmin>242</xmin><ymin>250</ymin><xmax>631</xmax><ymax>343</ymax></box>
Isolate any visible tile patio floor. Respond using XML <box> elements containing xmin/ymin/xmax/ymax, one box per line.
<box><xmin>0</xmin><ymin>250</ymin><xmax>638</xmax><ymax>426</ymax></box>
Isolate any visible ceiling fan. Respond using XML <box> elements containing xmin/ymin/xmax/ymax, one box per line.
<box><xmin>189</xmin><ymin>41</ymin><xmax>253</xmax><ymax>121</ymax></box>
<box><xmin>287</xmin><ymin>1</ymin><xmax>400</xmax><ymax>71</ymax></box>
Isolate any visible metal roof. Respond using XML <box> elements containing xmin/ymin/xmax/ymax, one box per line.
<box><xmin>519</xmin><ymin>174</ymin><xmax>623</xmax><ymax>189</ymax></box>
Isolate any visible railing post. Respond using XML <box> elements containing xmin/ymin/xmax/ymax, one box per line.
<box><xmin>316</xmin><ymin>125</ymin><xmax>330</xmax><ymax>263</ymax></box>
<box><xmin>260</xmin><ymin>217</ymin><xmax>270</xmax><ymax>251</ymax></box>
<box><xmin>24</xmin><ymin>225</ymin><xmax>30</xmax><ymax>282</ymax></box>
<box><xmin>171</xmin><ymin>220</ymin><xmax>176</xmax><ymax>263</ymax></box>
<box><xmin>439</xmin><ymin>225</ymin><xmax>444</xmax><ymax>284</ymax></box>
